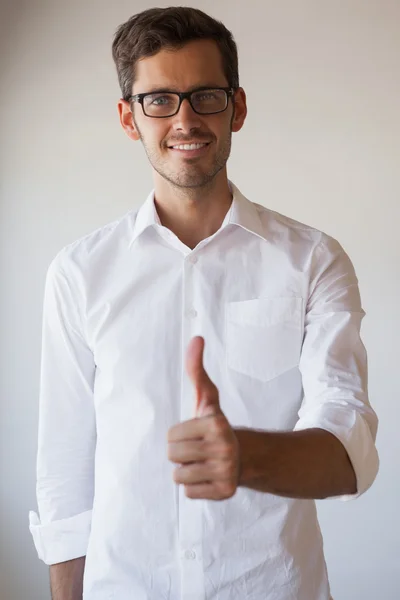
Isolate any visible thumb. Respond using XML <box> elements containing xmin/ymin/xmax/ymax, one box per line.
<box><xmin>186</xmin><ymin>336</ymin><xmax>220</xmax><ymax>418</ymax></box>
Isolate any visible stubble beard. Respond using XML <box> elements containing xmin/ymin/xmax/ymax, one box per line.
<box><xmin>133</xmin><ymin>117</ymin><xmax>233</xmax><ymax>191</ymax></box>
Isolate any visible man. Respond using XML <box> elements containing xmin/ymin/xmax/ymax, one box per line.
<box><xmin>29</xmin><ymin>7</ymin><xmax>379</xmax><ymax>600</ymax></box>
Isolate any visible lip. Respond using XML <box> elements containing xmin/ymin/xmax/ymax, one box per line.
<box><xmin>167</xmin><ymin>142</ymin><xmax>211</xmax><ymax>157</ymax></box>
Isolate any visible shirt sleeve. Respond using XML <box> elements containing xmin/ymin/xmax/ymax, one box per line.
<box><xmin>29</xmin><ymin>250</ymin><xmax>96</xmax><ymax>564</ymax></box>
<box><xmin>294</xmin><ymin>233</ymin><xmax>379</xmax><ymax>500</ymax></box>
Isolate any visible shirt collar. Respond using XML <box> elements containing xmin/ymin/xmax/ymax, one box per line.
<box><xmin>227</xmin><ymin>181</ymin><xmax>266</xmax><ymax>240</ymax></box>
<box><xmin>129</xmin><ymin>180</ymin><xmax>266</xmax><ymax>248</ymax></box>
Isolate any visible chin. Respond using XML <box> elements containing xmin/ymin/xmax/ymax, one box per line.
<box><xmin>154</xmin><ymin>165</ymin><xmax>216</xmax><ymax>189</ymax></box>
<box><xmin>167</xmin><ymin>173</ymin><xmax>217</xmax><ymax>189</ymax></box>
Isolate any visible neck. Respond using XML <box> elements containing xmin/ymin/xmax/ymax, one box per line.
<box><xmin>152</xmin><ymin>169</ymin><xmax>233</xmax><ymax>249</ymax></box>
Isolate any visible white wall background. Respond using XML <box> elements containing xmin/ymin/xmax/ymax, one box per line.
<box><xmin>1</xmin><ymin>1</ymin><xmax>399</xmax><ymax>598</ymax></box>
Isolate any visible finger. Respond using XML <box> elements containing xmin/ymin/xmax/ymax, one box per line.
<box><xmin>167</xmin><ymin>417</ymin><xmax>208</xmax><ymax>443</ymax></box>
<box><xmin>186</xmin><ymin>337</ymin><xmax>220</xmax><ymax>417</ymax></box>
<box><xmin>184</xmin><ymin>482</ymin><xmax>236</xmax><ymax>500</ymax></box>
<box><xmin>173</xmin><ymin>460</ymin><xmax>233</xmax><ymax>484</ymax></box>
<box><xmin>184</xmin><ymin>483</ymin><xmax>215</xmax><ymax>499</ymax></box>
<box><xmin>168</xmin><ymin>439</ymin><xmax>209</xmax><ymax>464</ymax></box>
<box><xmin>185</xmin><ymin>336</ymin><xmax>210</xmax><ymax>389</ymax></box>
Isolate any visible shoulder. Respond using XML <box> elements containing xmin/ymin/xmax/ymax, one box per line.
<box><xmin>254</xmin><ymin>200</ymin><xmax>320</xmax><ymax>235</ymax></box>
<box><xmin>48</xmin><ymin>208</ymin><xmax>138</xmax><ymax>277</ymax></box>
<box><xmin>252</xmin><ymin>200</ymin><xmax>344</xmax><ymax>255</ymax></box>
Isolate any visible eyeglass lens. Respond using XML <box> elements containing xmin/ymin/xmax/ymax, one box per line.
<box><xmin>143</xmin><ymin>89</ymin><xmax>228</xmax><ymax>117</ymax></box>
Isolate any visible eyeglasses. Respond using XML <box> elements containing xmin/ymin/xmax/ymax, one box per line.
<box><xmin>128</xmin><ymin>87</ymin><xmax>235</xmax><ymax>118</ymax></box>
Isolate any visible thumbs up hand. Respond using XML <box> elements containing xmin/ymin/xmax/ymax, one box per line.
<box><xmin>167</xmin><ymin>336</ymin><xmax>241</xmax><ymax>500</ymax></box>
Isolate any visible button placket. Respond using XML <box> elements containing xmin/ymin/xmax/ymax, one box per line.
<box><xmin>179</xmin><ymin>254</ymin><xmax>204</xmax><ymax>599</ymax></box>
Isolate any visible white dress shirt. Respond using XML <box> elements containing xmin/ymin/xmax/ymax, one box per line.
<box><xmin>29</xmin><ymin>181</ymin><xmax>379</xmax><ymax>600</ymax></box>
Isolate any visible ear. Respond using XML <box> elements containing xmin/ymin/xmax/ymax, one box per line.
<box><xmin>231</xmin><ymin>87</ymin><xmax>247</xmax><ymax>133</ymax></box>
<box><xmin>118</xmin><ymin>99</ymin><xmax>140</xmax><ymax>141</ymax></box>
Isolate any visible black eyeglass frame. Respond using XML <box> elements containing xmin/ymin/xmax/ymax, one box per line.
<box><xmin>128</xmin><ymin>87</ymin><xmax>236</xmax><ymax>118</ymax></box>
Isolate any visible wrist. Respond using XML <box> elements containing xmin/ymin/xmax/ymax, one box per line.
<box><xmin>234</xmin><ymin>427</ymin><xmax>269</xmax><ymax>488</ymax></box>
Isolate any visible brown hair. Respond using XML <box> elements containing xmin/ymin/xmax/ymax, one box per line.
<box><xmin>112</xmin><ymin>7</ymin><xmax>239</xmax><ymax>101</ymax></box>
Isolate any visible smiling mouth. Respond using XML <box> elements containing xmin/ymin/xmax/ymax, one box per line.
<box><xmin>167</xmin><ymin>142</ymin><xmax>211</xmax><ymax>150</ymax></box>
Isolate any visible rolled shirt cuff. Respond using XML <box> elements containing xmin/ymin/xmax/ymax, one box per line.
<box><xmin>29</xmin><ymin>509</ymin><xmax>92</xmax><ymax>565</ymax></box>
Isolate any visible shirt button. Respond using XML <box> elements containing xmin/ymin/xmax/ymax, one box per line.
<box><xmin>184</xmin><ymin>549</ymin><xmax>196</xmax><ymax>560</ymax></box>
<box><xmin>187</xmin><ymin>308</ymin><xmax>198</xmax><ymax>318</ymax></box>
<box><xmin>189</xmin><ymin>255</ymin><xmax>198</xmax><ymax>264</ymax></box>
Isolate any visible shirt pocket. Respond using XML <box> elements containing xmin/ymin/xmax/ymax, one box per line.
<box><xmin>226</xmin><ymin>297</ymin><xmax>303</xmax><ymax>382</ymax></box>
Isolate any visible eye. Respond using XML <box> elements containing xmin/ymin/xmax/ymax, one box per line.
<box><xmin>195</xmin><ymin>92</ymin><xmax>218</xmax><ymax>102</ymax></box>
<box><xmin>147</xmin><ymin>94</ymin><xmax>174</xmax><ymax>106</ymax></box>
<box><xmin>152</xmin><ymin>96</ymin><xmax>170</xmax><ymax>105</ymax></box>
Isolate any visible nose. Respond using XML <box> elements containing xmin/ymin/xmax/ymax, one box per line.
<box><xmin>172</xmin><ymin>97</ymin><xmax>202</xmax><ymax>132</ymax></box>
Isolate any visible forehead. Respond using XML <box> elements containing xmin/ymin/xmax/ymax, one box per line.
<box><xmin>133</xmin><ymin>39</ymin><xmax>228</xmax><ymax>93</ymax></box>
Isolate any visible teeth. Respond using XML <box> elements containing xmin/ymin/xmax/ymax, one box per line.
<box><xmin>171</xmin><ymin>143</ymin><xmax>207</xmax><ymax>150</ymax></box>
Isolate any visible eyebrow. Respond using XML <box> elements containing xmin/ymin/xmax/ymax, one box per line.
<box><xmin>141</xmin><ymin>84</ymin><xmax>227</xmax><ymax>94</ymax></box>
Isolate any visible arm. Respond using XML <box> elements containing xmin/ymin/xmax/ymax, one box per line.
<box><xmin>239</xmin><ymin>234</ymin><xmax>378</xmax><ymax>500</ymax></box>
<box><xmin>50</xmin><ymin>557</ymin><xmax>86</xmax><ymax>600</ymax></box>
<box><xmin>29</xmin><ymin>251</ymin><xmax>96</xmax><ymax>567</ymax></box>
<box><xmin>236</xmin><ymin>427</ymin><xmax>356</xmax><ymax>499</ymax></box>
